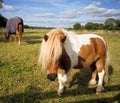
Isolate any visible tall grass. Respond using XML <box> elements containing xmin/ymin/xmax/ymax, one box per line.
<box><xmin>0</xmin><ymin>29</ymin><xmax>120</xmax><ymax>103</ymax></box>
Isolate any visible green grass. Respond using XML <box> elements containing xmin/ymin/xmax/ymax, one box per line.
<box><xmin>0</xmin><ymin>29</ymin><xmax>120</xmax><ymax>103</ymax></box>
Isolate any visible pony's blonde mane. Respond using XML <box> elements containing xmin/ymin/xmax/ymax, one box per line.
<box><xmin>38</xmin><ymin>29</ymin><xmax>64</xmax><ymax>69</ymax></box>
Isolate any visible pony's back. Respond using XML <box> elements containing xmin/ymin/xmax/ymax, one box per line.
<box><xmin>6</xmin><ymin>16</ymin><xmax>24</xmax><ymax>34</ymax></box>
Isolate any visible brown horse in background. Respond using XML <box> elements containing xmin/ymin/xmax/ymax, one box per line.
<box><xmin>5</xmin><ymin>16</ymin><xmax>24</xmax><ymax>45</ymax></box>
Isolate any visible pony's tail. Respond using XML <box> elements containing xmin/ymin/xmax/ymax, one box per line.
<box><xmin>16</xmin><ymin>23</ymin><xmax>23</xmax><ymax>34</ymax></box>
<box><xmin>104</xmin><ymin>47</ymin><xmax>110</xmax><ymax>83</ymax></box>
<box><xmin>16</xmin><ymin>23</ymin><xmax>23</xmax><ymax>45</ymax></box>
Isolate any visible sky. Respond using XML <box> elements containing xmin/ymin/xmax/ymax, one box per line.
<box><xmin>0</xmin><ymin>0</ymin><xmax>120</xmax><ymax>28</ymax></box>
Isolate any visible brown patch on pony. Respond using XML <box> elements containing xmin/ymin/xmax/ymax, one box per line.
<box><xmin>58</xmin><ymin>47</ymin><xmax>71</xmax><ymax>74</ymax></box>
<box><xmin>47</xmin><ymin>61</ymin><xmax>59</xmax><ymax>74</ymax></box>
<box><xmin>90</xmin><ymin>37</ymin><xmax>106</xmax><ymax>72</ymax></box>
<box><xmin>90</xmin><ymin>38</ymin><xmax>106</xmax><ymax>57</ymax></box>
<box><xmin>77</xmin><ymin>44</ymin><xmax>95</xmax><ymax>68</ymax></box>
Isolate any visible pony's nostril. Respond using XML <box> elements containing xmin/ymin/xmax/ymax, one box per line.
<box><xmin>47</xmin><ymin>73</ymin><xmax>57</xmax><ymax>81</ymax></box>
<box><xmin>47</xmin><ymin>74</ymin><xmax>51</xmax><ymax>80</ymax></box>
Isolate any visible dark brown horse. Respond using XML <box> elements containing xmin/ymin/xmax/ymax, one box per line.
<box><xmin>39</xmin><ymin>29</ymin><xmax>109</xmax><ymax>96</ymax></box>
<box><xmin>5</xmin><ymin>16</ymin><xmax>24</xmax><ymax>45</ymax></box>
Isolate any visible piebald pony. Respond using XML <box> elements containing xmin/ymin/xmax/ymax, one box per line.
<box><xmin>39</xmin><ymin>29</ymin><xmax>109</xmax><ymax>96</ymax></box>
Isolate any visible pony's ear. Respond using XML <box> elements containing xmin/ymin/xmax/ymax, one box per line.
<box><xmin>60</xmin><ymin>36</ymin><xmax>66</xmax><ymax>43</ymax></box>
<box><xmin>44</xmin><ymin>35</ymin><xmax>48</xmax><ymax>41</ymax></box>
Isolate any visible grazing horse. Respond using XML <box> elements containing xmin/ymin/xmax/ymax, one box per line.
<box><xmin>5</xmin><ymin>16</ymin><xmax>24</xmax><ymax>45</ymax></box>
<box><xmin>39</xmin><ymin>29</ymin><xmax>109</xmax><ymax>96</ymax></box>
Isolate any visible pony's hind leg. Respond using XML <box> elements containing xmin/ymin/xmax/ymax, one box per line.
<box><xmin>96</xmin><ymin>58</ymin><xmax>105</xmax><ymax>93</ymax></box>
<box><xmin>18</xmin><ymin>24</ymin><xmax>22</xmax><ymax>45</ymax></box>
<box><xmin>18</xmin><ymin>33</ymin><xmax>22</xmax><ymax>45</ymax></box>
<box><xmin>16</xmin><ymin>30</ymin><xmax>20</xmax><ymax>45</ymax></box>
<box><xmin>16</xmin><ymin>24</ymin><xmax>22</xmax><ymax>45</ymax></box>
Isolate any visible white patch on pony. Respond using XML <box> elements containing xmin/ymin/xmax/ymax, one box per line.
<box><xmin>98</xmin><ymin>69</ymin><xmax>105</xmax><ymax>86</ymax></box>
<box><xmin>58</xmin><ymin>73</ymin><xmax>67</xmax><ymax>83</ymax></box>
<box><xmin>58</xmin><ymin>73</ymin><xmax>67</xmax><ymax>91</ymax></box>
<box><xmin>96</xmin><ymin>69</ymin><xmax>105</xmax><ymax>92</ymax></box>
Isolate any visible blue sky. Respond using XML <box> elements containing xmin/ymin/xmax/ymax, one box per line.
<box><xmin>1</xmin><ymin>0</ymin><xmax>120</xmax><ymax>28</ymax></box>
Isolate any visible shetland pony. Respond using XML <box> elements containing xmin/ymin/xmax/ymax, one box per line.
<box><xmin>39</xmin><ymin>29</ymin><xmax>109</xmax><ymax>96</ymax></box>
<box><xmin>5</xmin><ymin>16</ymin><xmax>24</xmax><ymax>45</ymax></box>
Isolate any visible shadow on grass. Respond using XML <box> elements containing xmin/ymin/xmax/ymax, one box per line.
<box><xmin>23</xmin><ymin>35</ymin><xmax>43</xmax><ymax>44</ymax></box>
<box><xmin>68</xmin><ymin>93</ymin><xmax>120</xmax><ymax>103</ymax></box>
<box><xmin>108</xmin><ymin>65</ymin><xmax>113</xmax><ymax>76</ymax></box>
<box><xmin>70</xmin><ymin>65</ymin><xmax>113</xmax><ymax>88</ymax></box>
<box><xmin>0</xmin><ymin>65</ymin><xmax>118</xmax><ymax>103</ymax></box>
<box><xmin>0</xmin><ymin>34</ymin><xmax>43</xmax><ymax>44</ymax></box>
<box><xmin>0</xmin><ymin>84</ymin><xmax>120</xmax><ymax>103</ymax></box>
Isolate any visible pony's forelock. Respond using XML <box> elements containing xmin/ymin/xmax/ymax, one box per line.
<box><xmin>38</xmin><ymin>29</ymin><xmax>64</xmax><ymax>69</ymax></box>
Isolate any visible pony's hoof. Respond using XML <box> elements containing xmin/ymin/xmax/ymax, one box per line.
<box><xmin>88</xmin><ymin>79</ymin><xmax>97</xmax><ymax>88</ymax></box>
<box><xmin>57</xmin><ymin>87</ymin><xmax>66</xmax><ymax>96</ymax></box>
<box><xmin>57</xmin><ymin>91</ymin><xmax>63</xmax><ymax>96</ymax></box>
<box><xmin>89</xmin><ymin>79</ymin><xmax>97</xmax><ymax>85</ymax></box>
<box><xmin>96</xmin><ymin>85</ymin><xmax>104</xmax><ymax>92</ymax></box>
<box><xmin>57</xmin><ymin>89</ymin><xmax>63</xmax><ymax>96</ymax></box>
<box><xmin>18</xmin><ymin>43</ymin><xmax>20</xmax><ymax>46</ymax></box>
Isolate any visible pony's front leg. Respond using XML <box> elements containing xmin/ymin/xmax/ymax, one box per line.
<box><xmin>57</xmin><ymin>73</ymin><xmax>68</xmax><ymax>96</ymax></box>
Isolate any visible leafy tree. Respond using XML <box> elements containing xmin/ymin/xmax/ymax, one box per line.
<box><xmin>73</xmin><ymin>23</ymin><xmax>81</xmax><ymax>30</ymax></box>
<box><xmin>0</xmin><ymin>14</ymin><xmax>7</xmax><ymax>27</ymax></box>
<box><xmin>85</xmin><ymin>22</ymin><xmax>94</xmax><ymax>30</ymax></box>
<box><xmin>0</xmin><ymin>0</ymin><xmax>3</xmax><ymax>9</ymax></box>
<box><xmin>85</xmin><ymin>22</ymin><xmax>104</xmax><ymax>30</ymax></box>
<box><xmin>115</xmin><ymin>19</ymin><xmax>120</xmax><ymax>30</ymax></box>
<box><xmin>104</xmin><ymin>18</ymin><xmax>118</xmax><ymax>30</ymax></box>
<box><xmin>73</xmin><ymin>18</ymin><xmax>120</xmax><ymax>30</ymax></box>
<box><xmin>104</xmin><ymin>18</ymin><xmax>120</xmax><ymax>30</ymax></box>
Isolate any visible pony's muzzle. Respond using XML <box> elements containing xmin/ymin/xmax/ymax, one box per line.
<box><xmin>47</xmin><ymin>73</ymin><xmax>57</xmax><ymax>81</ymax></box>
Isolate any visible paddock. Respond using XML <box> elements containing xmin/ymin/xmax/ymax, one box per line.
<box><xmin>0</xmin><ymin>29</ymin><xmax>119</xmax><ymax>103</ymax></box>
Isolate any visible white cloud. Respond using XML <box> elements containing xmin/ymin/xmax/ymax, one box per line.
<box><xmin>84</xmin><ymin>2</ymin><xmax>106</xmax><ymax>15</ymax></box>
<box><xmin>34</xmin><ymin>13</ymin><xmax>55</xmax><ymax>18</ymax></box>
<box><xmin>2</xmin><ymin>3</ymin><xmax>14</xmax><ymax>11</ymax></box>
<box><xmin>83</xmin><ymin>1</ymin><xmax>120</xmax><ymax>18</ymax></box>
<box><xmin>34</xmin><ymin>9</ymin><xmax>81</xmax><ymax>20</ymax></box>
<box><xmin>59</xmin><ymin>10</ymin><xmax>81</xmax><ymax>19</ymax></box>
<box><xmin>52</xmin><ymin>3</ymin><xmax>64</xmax><ymax>7</ymax></box>
<box><xmin>102</xmin><ymin>9</ymin><xmax>120</xmax><ymax>17</ymax></box>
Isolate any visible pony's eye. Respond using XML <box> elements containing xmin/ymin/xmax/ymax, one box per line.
<box><xmin>61</xmin><ymin>36</ymin><xmax>66</xmax><ymax>43</ymax></box>
<box><xmin>44</xmin><ymin>35</ymin><xmax>48</xmax><ymax>41</ymax></box>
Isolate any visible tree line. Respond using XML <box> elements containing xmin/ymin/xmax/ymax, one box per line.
<box><xmin>0</xmin><ymin>14</ymin><xmax>7</xmax><ymax>27</ymax></box>
<box><xmin>0</xmin><ymin>14</ymin><xmax>120</xmax><ymax>30</ymax></box>
<box><xmin>73</xmin><ymin>18</ymin><xmax>120</xmax><ymax>30</ymax></box>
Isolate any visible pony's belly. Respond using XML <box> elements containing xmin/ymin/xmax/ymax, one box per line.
<box><xmin>74</xmin><ymin>61</ymin><xmax>91</xmax><ymax>69</ymax></box>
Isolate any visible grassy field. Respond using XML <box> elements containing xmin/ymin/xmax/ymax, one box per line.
<box><xmin>0</xmin><ymin>29</ymin><xmax>120</xmax><ymax>103</ymax></box>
